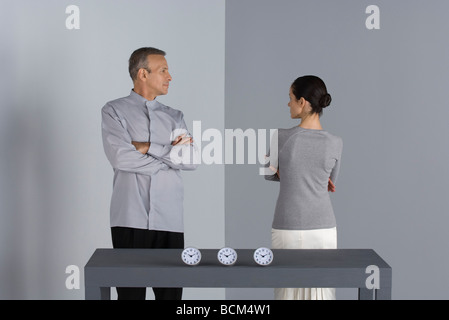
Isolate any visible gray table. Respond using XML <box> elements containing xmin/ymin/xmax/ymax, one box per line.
<box><xmin>84</xmin><ymin>248</ymin><xmax>392</xmax><ymax>300</ymax></box>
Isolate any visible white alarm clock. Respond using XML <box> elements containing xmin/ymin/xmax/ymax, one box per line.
<box><xmin>217</xmin><ymin>247</ymin><xmax>238</xmax><ymax>266</ymax></box>
<box><xmin>253</xmin><ymin>247</ymin><xmax>274</xmax><ymax>266</ymax></box>
<box><xmin>181</xmin><ymin>247</ymin><xmax>202</xmax><ymax>266</ymax></box>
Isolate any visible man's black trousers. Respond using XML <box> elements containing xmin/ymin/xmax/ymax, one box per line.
<box><xmin>111</xmin><ymin>226</ymin><xmax>184</xmax><ymax>300</ymax></box>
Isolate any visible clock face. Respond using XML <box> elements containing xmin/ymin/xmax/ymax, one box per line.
<box><xmin>217</xmin><ymin>247</ymin><xmax>238</xmax><ymax>266</ymax></box>
<box><xmin>253</xmin><ymin>247</ymin><xmax>274</xmax><ymax>266</ymax></box>
<box><xmin>181</xmin><ymin>247</ymin><xmax>201</xmax><ymax>266</ymax></box>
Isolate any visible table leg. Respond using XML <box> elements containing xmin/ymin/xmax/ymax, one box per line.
<box><xmin>358</xmin><ymin>288</ymin><xmax>375</xmax><ymax>300</ymax></box>
<box><xmin>375</xmin><ymin>286</ymin><xmax>392</xmax><ymax>300</ymax></box>
<box><xmin>85</xmin><ymin>286</ymin><xmax>111</xmax><ymax>300</ymax></box>
<box><xmin>358</xmin><ymin>287</ymin><xmax>392</xmax><ymax>300</ymax></box>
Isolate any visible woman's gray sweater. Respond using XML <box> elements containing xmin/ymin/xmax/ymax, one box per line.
<box><xmin>266</xmin><ymin>126</ymin><xmax>343</xmax><ymax>230</ymax></box>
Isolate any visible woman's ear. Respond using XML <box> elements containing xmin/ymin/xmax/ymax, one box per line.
<box><xmin>299</xmin><ymin>97</ymin><xmax>312</xmax><ymax>113</ymax></box>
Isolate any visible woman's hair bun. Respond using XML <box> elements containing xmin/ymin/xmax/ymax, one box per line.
<box><xmin>320</xmin><ymin>93</ymin><xmax>332</xmax><ymax>108</ymax></box>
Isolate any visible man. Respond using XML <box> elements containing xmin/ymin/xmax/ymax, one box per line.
<box><xmin>101</xmin><ymin>47</ymin><xmax>198</xmax><ymax>300</ymax></box>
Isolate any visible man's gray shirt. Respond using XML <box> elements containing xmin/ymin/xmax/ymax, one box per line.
<box><xmin>101</xmin><ymin>90</ymin><xmax>198</xmax><ymax>232</ymax></box>
<box><xmin>266</xmin><ymin>126</ymin><xmax>343</xmax><ymax>230</ymax></box>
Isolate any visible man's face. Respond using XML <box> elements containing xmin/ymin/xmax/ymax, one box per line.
<box><xmin>144</xmin><ymin>54</ymin><xmax>172</xmax><ymax>98</ymax></box>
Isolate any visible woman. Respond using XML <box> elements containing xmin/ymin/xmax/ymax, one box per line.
<box><xmin>265</xmin><ymin>75</ymin><xmax>343</xmax><ymax>300</ymax></box>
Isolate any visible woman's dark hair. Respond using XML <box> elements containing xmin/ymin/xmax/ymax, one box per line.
<box><xmin>129</xmin><ymin>47</ymin><xmax>166</xmax><ymax>81</ymax></box>
<box><xmin>291</xmin><ymin>75</ymin><xmax>332</xmax><ymax>116</ymax></box>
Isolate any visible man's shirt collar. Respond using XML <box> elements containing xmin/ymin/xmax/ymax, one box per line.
<box><xmin>129</xmin><ymin>89</ymin><xmax>160</xmax><ymax>109</ymax></box>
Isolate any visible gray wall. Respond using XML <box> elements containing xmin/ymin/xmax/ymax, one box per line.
<box><xmin>225</xmin><ymin>0</ymin><xmax>449</xmax><ymax>299</ymax></box>
<box><xmin>1</xmin><ymin>0</ymin><xmax>448</xmax><ymax>300</ymax></box>
<box><xmin>0</xmin><ymin>0</ymin><xmax>225</xmax><ymax>299</ymax></box>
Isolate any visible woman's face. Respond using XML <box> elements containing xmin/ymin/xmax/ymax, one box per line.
<box><xmin>288</xmin><ymin>88</ymin><xmax>304</xmax><ymax>119</ymax></box>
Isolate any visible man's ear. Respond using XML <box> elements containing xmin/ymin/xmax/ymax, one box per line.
<box><xmin>137</xmin><ymin>68</ymin><xmax>147</xmax><ymax>81</ymax></box>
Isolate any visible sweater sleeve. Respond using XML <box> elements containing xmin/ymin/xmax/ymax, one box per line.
<box><xmin>329</xmin><ymin>137</ymin><xmax>343</xmax><ymax>184</ymax></box>
<box><xmin>263</xmin><ymin>129</ymin><xmax>280</xmax><ymax>181</ymax></box>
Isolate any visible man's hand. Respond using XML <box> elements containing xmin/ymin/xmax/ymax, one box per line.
<box><xmin>172</xmin><ymin>133</ymin><xmax>193</xmax><ymax>146</ymax></box>
<box><xmin>132</xmin><ymin>141</ymin><xmax>150</xmax><ymax>154</ymax></box>
<box><xmin>132</xmin><ymin>134</ymin><xmax>193</xmax><ymax>155</ymax></box>
<box><xmin>328</xmin><ymin>178</ymin><xmax>336</xmax><ymax>192</ymax></box>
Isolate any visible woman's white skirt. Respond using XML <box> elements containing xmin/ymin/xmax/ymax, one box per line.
<box><xmin>271</xmin><ymin>227</ymin><xmax>337</xmax><ymax>300</ymax></box>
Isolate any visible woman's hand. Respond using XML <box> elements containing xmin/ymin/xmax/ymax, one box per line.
<box><xmin>132</xmin><ymin>134</ymin><xmax>193</xmax><ymax>156</ymax></box>
<box><xmin>328</xmin><ymin>178</ymin><xmax>336</xmax><ymax>192</ymax></box>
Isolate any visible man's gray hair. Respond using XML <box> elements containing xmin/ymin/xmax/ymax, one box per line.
<box><xmin>128</xmin><ymin>47</ymin><xmax>166</xmax><ymax>81</ymax></box>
